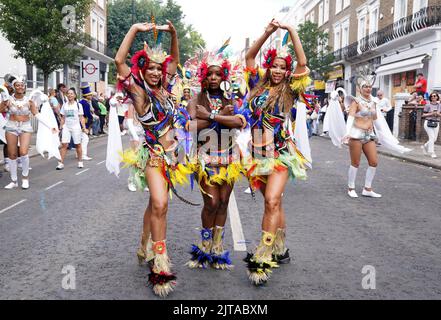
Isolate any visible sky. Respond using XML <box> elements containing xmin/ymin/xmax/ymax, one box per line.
<box><xmin>174</xmin><ymin>0</ymin><xmax>297</xmax><ymax>54</ymax></box>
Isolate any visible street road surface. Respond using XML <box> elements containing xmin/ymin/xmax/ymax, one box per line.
<box><xmin>0</xmin><ymin>136</ymin><xmax>440</xmax><ymax>299</ymax></box>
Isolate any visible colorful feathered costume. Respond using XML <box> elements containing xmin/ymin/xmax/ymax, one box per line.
<box><xmin>186</xmin><ymin>51</ymin><xmax>251</xmax><ymax>271</ymax></box>
<box><xmin>242</xmin><ymin>47</ymin><xmax>312</xmax><ymax>285</ymax></box>
<box><xmin>117</xmin><ymin>41</ymin><xmax>194</xmax><ymax>298</ymax></box>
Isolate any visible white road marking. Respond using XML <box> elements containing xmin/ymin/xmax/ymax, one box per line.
<box><xmin>76</xmin><ymin>168</ymin><xmax>90</xmax><ymax>176</ymax></box>
<box><xmin>96</xmin><ymin>161</ymin><xmax>105</xmax><ymax>165</ymax></box>
<box><xmin>228</xmin><ymin>191</ymin><xmax>247</xmax><ymax>252</ymax></box>
<box><xmin>0</xmin><ymin>199</ymin><xmax>27</xmax><ymax>214</ymax></box>
<box><xmin>44</xmin><ymin>180</ymin><xmax>64</xmax><ymax>191</ymax></box>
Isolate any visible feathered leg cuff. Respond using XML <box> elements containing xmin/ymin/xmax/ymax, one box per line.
<box><xmin>246</xmin><ymin>231</ymin><xmax>279</xmax><ymax>285</ymax></box>
<box><xmin>185</xmin><ymin>228</ymin><xmax>213</xmax><ymax>269</ymax></box>
<box><xmin>211</xmin><ymin>226</ymin><xmax>234</xmax><ymax>270</ymax></box>
<box><xmin>148</xmin><ymin>240</ymin><xmax>176</xmax><ymax>298</ymax></box>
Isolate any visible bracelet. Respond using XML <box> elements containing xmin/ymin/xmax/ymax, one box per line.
<box><xmin>234</xmin><ymin>114</ymin><xmax>247</xmax><ymax>129</ymax></box>
<box><xmin>292</xmin><ymin>66</ymin><xmax>310</xmax><ymax>79</ymax></box>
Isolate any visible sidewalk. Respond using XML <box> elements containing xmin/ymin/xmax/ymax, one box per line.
<box><xmin>318</xmin><ymin>135</ymin><xmax>441</xmax><ymax>171</ymax></box>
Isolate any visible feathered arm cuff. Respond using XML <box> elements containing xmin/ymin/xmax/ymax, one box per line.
<box><xmin>290</xmin><ymin>67</ymin><xmax>312</xmax><ymax>93</ymax></box>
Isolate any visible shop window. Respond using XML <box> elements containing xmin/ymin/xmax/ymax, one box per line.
<box><xmin>393</xmin><ymin>73</ymin><xmax>401</xmax><ymax>87</ymax></box>
<box><xmin>406</xmin><ymin>71</ymin><xmax>416</xmax><ymax>86</ymax></box>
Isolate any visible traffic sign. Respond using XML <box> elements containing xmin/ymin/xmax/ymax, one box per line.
<box><xmin>80</xmin><ymin>60</ymin><xmax>99</xmax><ymax>82</ymax></box>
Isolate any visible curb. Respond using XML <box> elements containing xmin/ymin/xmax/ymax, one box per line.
<box><xmin>316</xmin><ymin>136</ymin><xmax>441</xmax><ymax>171</ymax></box>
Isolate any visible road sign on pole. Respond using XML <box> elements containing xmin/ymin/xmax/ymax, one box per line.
<box><xmin>80</xmin><ymin>60</ymin><xmax>99</xmax><ymax>83</ymax></box>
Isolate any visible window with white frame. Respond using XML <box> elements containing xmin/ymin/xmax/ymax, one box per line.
<box><xmin>336</xmin><ymin>0</ymin><xmax>342</xmax><ymax>14</ymax></box>
<box><xmin>394</xmin><ymin>0</ymin><xmax>408</xmax><ymax>21</ymax></box>
<box><xmin>319</xmin><ymin>2</ymin><xmax>324</xmax><ymax>26</ymax></box>
<box><xmin>341</xmin><ymin>19</ymin><xmax>350</xmax><ymax>47</ymax></box>
<box><xmin>324</xmin><ymin>0</ymin><xmax>330</xmax><ymax>22</ymax></box>
<box><xmin>343</xmin><ymin>0</ymin><xmax>350</xmax><ymax>9</ymax></box>
<box><xmin>334</xmin><ymin>24</ymin><xmax>341</xmax><ymax>50</ymax></box>
<box><xmin>310</xmin><ymin>10</ymin><xmax>315</xmax><ymax>23</ymax></box>
<box><xmin>358</xmin><ymin>15</ymin><xmax>367</xmax><ymax>40</ymax></box>
<box><xmin>413</xmin><ymin>0</ymin><xmax>428</xmax><ymax>13</ymax></box>
<box><xmin>91</xmin><ymin>17</ymin><xmax>97</xmax><ymax>39</ymax></box>
<box><xmin>323</xmin><ymin>28</ymin><xmax>329</xmax><ymax>50</ymax></box>
<box><xmin>99</xmin><ymin>24</ymin><xmax>104</xmax><ymax>43</ymax></box>
<box><xmin>305</xmin><ymin>14</ymin><xmax>310</xmax><ymax>22</ymax></box>
<box><xmin>369</xmin><ymin>1</ymin><xmax>380</xmax><ymax>34</ymax></box>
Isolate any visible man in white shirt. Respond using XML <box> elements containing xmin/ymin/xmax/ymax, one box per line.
<box><xmin>375</xmin><ymin>90</ymin><xmax>393</xmax><ymax>130</ymax></box>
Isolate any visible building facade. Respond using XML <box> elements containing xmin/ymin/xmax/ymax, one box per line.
<box><xmin>302</xmin><ymin>0</ymin><xmax>441</xmax><ymax>102</ymax></box>
<box><xmin>0</xmin><ymin>0</ymin><xmax>113</xmax><ymax>95</ymax></box>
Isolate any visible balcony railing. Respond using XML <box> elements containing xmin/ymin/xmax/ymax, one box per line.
<box><xmin>332</xmin><ymin>5</ymin><xmax>441</xmax><ymax>61</ymax></box>
<box><xmin>86</xmin><ymin>37</ymin><xmax>114</xmax><ymax>58</ymax></box>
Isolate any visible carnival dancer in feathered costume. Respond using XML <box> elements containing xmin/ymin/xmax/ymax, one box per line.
<box><xmin>325</xmin><ymin>67</ymin><xmax>411</xmax><ymax>199</ymax></box>
<box><xmin>242</xmin><ymin>19</ymin><xmax>312</xmax><ymax>285</ymax></box>
<box><xmin>114</xmin><ymin>19</ymin><xmax>193</xmax><ymax>298</ymax></box>
<box><xmin>185</xmin><ymin>49</ymin><xmax>250</xmax><ymax>271</ymax></box>
<box><xmin>0</xmin><ymin>76</ymin><xmax>60</xmax><ymax>190</ymax></box>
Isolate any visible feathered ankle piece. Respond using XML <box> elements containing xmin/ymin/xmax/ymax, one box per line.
<box><xmin>272</xmin><ymin>228</ymin><xmax>291</xmax><ymax>264</ymax></box>
<box><xmin>137</xmin><ymin>233</ymin><xmax>154</xmax><ymax>265</ymax></box>
<box><xmin>211</xmin><ymin>226</ymin><xmax>233</xmax><ymax>270</ymax></box>
<box><xmin>148</xmin><ymin>240</ymin><xmax>177</xmax><ymax>298</ymax></box>
<box><xmin>186</xmin><ymin>228</ymin><xmax>213</xmax><ymax>269</ymax></box>
<box><xmin>246</xmin><ymin>231</ymin><xmax>279</xmax><ymax>286</ymax></box>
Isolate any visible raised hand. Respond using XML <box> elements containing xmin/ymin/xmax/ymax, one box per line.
<box><xmin>156</xmin><ymin>20</ymin><xmax>176</xmax><ymax>35</ymax></box>
<box><xmin>265</xmin><ymin>19</ymin><xmax>279</xmax><ymax>34</ymax></box>
<box><xmin>133</xmin><ymin>22</ymin><xmax>155</xmax><ymax>33</ymax></box>
<box><xmin>273</xmin><ymin>21</ymin><xmax>290</xmax><ymax>30</ymax></box>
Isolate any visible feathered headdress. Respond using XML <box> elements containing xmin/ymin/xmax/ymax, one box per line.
<box><xmin>355</xmin><ymin>65</ymin><xmax>376</xmax><ymax>88</ymax></box>
<box><xmin>130</xmin><ymin>42</ymin><xmax>173</xmax><ymax>80</ymax></box>
<box><xmin>263</xmin><ymin>47</ymin><xmax>293</xmax><ymax>76</ymax></box>
<box><xmin>197</xmin><ymin>52</ymin><xmax>231</xmax><ymax>84</ymax></box>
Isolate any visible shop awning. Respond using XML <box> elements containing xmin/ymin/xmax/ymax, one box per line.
<box><xmin>375</xmin><ymin>55</ymin><xmax>428</xmax><ymax>77</ymax></box>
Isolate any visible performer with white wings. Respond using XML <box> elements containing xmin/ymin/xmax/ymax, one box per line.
<box><xmin>325</xmin><ymin>69</ymin><xmax>411</xmax><ymax>199</ymax></box>
<box><xmin>0</xmin><ymin>76</ymin><xmax>59</xmax><ymax>190</ymax></box>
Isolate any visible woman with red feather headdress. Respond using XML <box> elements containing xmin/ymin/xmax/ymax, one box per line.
<box><xmin>242</xmin><ymin>19</ymin><xmax>312</xmax><ymax>285</ymax></box>
<box><xmin>114</xmin><ymin>20</ymin><xmax>192</xmax><ymax>298</ymax></box>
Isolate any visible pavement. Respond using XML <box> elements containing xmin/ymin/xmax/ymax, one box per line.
<box><xmin>316</xmin><ymin>134</ymin><xmax>441</xmax><ymax>171</ymax></box>
<box><xmin>0</xmin><ymin>135</ymin><xmax>440</xmax><ymax>300</ymax></box>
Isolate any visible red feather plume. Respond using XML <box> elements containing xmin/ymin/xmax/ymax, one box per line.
<box><xmin>263</xmin><ymin>48</ymin><xmax>277</xmax><ymax>69</ymax></box>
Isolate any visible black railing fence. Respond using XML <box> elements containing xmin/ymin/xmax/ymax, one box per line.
<box><xmin>332</xmin><ymin>5</ymin><xmax>441</xmax><ymax>61</ymax></box>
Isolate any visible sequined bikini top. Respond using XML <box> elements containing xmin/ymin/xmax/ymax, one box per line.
<box><xmin>9</xmin><ymin>96</ymin><xmax>31</xmax><ymax>116</ymax></box>
<box><xmin>355</xmin><ymin>97</ymin><xmax>376</xmax><ymax>118</ymax></box>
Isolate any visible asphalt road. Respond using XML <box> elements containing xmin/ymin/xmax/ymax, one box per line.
<box><xmin>0</xmin><ymin>136</ymin><xmax>440</xmax><ymax>300</ymax></box>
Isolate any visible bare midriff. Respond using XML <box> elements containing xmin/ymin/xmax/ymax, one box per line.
<box><xmin>251</xmin><ymin>127</ymin><xmax>274</xmax><ymax>147</ymax></box>
<box><xmin>9</xmin><ymin>114</ymin><xmax>30</xmax><ymax>122</ymax></box>
<box><xmin>354</xmin><ymin>117</ymin><xmax>374</xmax><ymax>131</ymax></box>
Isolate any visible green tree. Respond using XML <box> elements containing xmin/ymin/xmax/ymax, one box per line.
<box><xmin>107</xmin><ymin>0</ymin><xmax>205</xmax><ymax>84</ymax></box>
<box><xmin>0</xmin><ymin>0</ymin><xmax>93</xmax><ymax>93</ymax></box>
<box><xmin>289</xmin><ymin>21</ymin><xmax>335</xmax><ymax>81</ymax></box>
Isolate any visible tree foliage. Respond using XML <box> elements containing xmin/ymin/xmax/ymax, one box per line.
<box><xmin>289</xmin><ymin>21</ymin><xmax>335</xmax><ymax>81</ymax></box>
<box><xmin>107</xmin><ymin>0</ymin><xmax>206</xmax><ymax>84</ymax></box>
<box><xmin>0</xmin><ymin>0</ymin><xmax>93</xmax><ymax>92</ymax></box>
